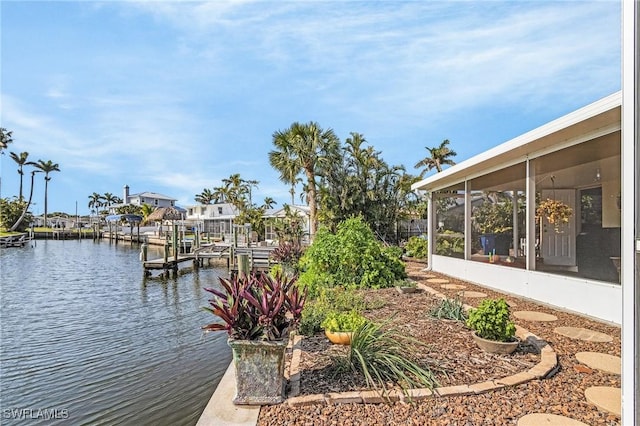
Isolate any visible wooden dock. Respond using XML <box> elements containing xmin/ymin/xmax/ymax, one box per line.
<box><xmin>0</xmin><ymin>234</ymin><xmax>33</xmax><ymax>248</ymax></box>
<box><xmin>143</xmin><ymin>244</ymin><xmax>278</xmax><ymax>276</ymax></box>
<box><xmin>143</xmin><ymin>254</ymin><xmax>196</xmax><ymax>277</ymax></box>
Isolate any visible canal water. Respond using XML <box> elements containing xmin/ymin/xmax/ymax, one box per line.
<box><xmin>0</xmin><ymin>240</ymin><xmax>232</xmax><ymax>425</ymax></box>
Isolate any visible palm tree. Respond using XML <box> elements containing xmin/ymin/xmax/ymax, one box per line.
<box><xmin>88</xmin><ymin>192</ymin><xmax>103</xmax><ymax>215</ymax></box>
<box><xmin>212</xmin><ymin>185</ymin><xmax>228</xmax><ymax>203</ymax></box>
<box><xmin>140</xmin><ymin>203</ymin><xmax>155</xmax><ymax>224</ymax></box>
<box><xmin>8</xmin><ymin>170</ymin><xmax>42</xmax><ymax>232</ymax></box>
<box><xmin>262</xmin><ymin>197</ymin><xmax>276</xmax><ymax>209</ymax></box>
<box><xmin>414</xmin><ymin>139</ymin><xmax>457</xmax><ymax>176</ymax></box>
<box><xmin>9</xmin><ymin>151</ymin><xmax>35</xmax><ymax>200</ymax></box>
<box><xmin>288</xmin><ymin>177</ymin><xmax>301</xmax><ymax>205</ymax></box>
<box><xmin>269</xmin><ymin>121</ymin><xmax>340</xmax><ymax>237</ymax></box>
<box><xmin>0</xmin><ymin>128</ymin><xmax>13</xmax><ymax>152</ymax></box>
<box><xmin>195</xmin><ymin>188</ymin><xmax>215</xmax><ymax>205</ymax></box>
<box><xmin>102</xmin><ymin>192</ymin><xmax>118</xmax><ymax>209</ymax></box>
<box><xmin>222</xmin><ymin>173</ymin><xmax>250</xmax><ymax>208</ymax></box>
<box><xmin>33</xmin><ymin>159</ymin><xmax>60</xmax><ymax>229</ymax></box>
<box><xmin>245</xmin><ymin>179</ymin><xmax>259</xmax><ymax>205</ymax></box>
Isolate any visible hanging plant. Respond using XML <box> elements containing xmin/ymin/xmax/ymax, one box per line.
<box><xmin>536</xmin><ymin>198</ymin><xmax>573</xmax><ymax>232</ymax></box>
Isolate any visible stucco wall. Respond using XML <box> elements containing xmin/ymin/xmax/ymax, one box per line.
<box><xmin>431</xmin><ymin>255</ymin><xmax>622</xmax><ymax>324</ymax></box>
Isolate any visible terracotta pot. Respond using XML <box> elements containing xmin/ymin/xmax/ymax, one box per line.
<box><xmin>324</xmin><ymin>329</ymin><xmax>353</xmax><ymax>345</ymax></box>
<box><xmin>228</xmin><ymin>338</ymin><xmax>288</xmax><ymax>405</ymax></box>
<box><xmin>471</xmin><ymin>331</ymin><xmax>518</xmax><ymax>354</ymax></box>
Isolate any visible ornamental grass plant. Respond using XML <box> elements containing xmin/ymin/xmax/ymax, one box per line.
<box><xmin>333</xmin><ymin>318</ymin><xmax>439</xmax><ymax>395</ymax></box>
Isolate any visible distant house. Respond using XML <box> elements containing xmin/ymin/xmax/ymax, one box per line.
<box><xmin>123</xmin><ymin>185</ymin><xmax>176</xmax><ymax>208</ymax></box>
<box><xmin>264</xmin><ymin>205</ymin><xmax>311</xmax><ymax>243</ymax></box>
<box><xmin>108</xmin><ymin>185</ymin><xmax>178</xmax><ymax>214</ymax></box>
<box><xmin>183</xmin><ymin>203</ymin><xmax>311</xmax><ymax>243</ymax></box>
<box><xmin>184</xmin><ymin>203</ymin><xmax>239</xmax><ymax>240</ymax></box>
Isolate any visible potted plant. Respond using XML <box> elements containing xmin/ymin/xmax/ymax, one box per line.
<box><xmin>536</xmin><ymin>198</ymin><xmax>573</xmax><ymax>232</ymax></box>
<box><xmin>465</xmin><ymin>298</ymin><xmax>518</xmax><ymax>354</ymax></box>
<box><xmin>395</xmin><ymin>278</ymin><xmax>419</xmax><ymax>294</ymax></box>
<box><xmin>321</xmin><ymin>310</ymin><xmax>367</xmax><ymax>345</ymax></box>
<box><xmin>203</xmin><ymin>271</ymin><xmax>306</xmax><ymax>405</ymax></box>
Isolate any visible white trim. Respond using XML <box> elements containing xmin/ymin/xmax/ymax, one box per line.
<box><xmin>621</xmin><ymin>0</ymin><xmax>638</xmax><ymax>423</ymax></box>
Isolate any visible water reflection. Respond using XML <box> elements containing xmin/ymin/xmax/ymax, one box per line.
<box><xmin>0</xmin><ymin>240</ymin><xmax>232</xmax><ymax>426</ymax></box>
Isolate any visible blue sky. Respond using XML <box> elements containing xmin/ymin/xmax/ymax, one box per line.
<box><xmin>0</xmin><ymin>1</ymin><xmax>621</xmax><ymax>216</ymax></box>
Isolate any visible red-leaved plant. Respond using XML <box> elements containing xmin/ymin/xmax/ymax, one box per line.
<box><xmin>203</xmin><ymin>271</ymin><xmax>306</xmax><ymax>341</ymax></box>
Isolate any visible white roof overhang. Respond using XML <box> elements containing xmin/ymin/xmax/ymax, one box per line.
<box><xmin>412</xmin><ymin>91</ymin><xmax>622</xmax><ymax>193</ymax></box>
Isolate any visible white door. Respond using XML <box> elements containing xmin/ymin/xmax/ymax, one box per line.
<box><xmin>540</xmin><ymin>189</ymin><xmax>576</xmax><ymax>266</ymax></box>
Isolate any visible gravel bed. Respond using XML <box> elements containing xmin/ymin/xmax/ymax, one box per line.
<box><xmin>258</xmin><ymin>261</ymin><xmax>621</xmax><ymax>425</ymax></box>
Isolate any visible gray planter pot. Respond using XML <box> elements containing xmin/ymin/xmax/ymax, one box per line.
<box><xmin>471</xmin><ymin>331</ymin><xmax>518</xmax><ymax>354</ymax></box>
<box><xmin>228</xmin><ymin>338</ymin><xmax>288</xmax><ymax>405</ymax></box>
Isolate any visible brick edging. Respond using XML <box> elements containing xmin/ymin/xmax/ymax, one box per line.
<box><xmin>284</xmin><ymin>283</ymin><xmax>558</xmax><ymax>407</ymax></box>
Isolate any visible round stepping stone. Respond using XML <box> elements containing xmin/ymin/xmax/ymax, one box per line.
<box><xmin>456</xmin><ymin>291</ymin><xmax>487</xmax><ymax>298</ymax></box>
<box><xmin>426</xmin><ymin>278</ymin><xmax>450</xmax><ymax>284</ymax></box>
<box><xmin>554</xmin><ymin>327</ymin><xmax>613</xmax><ymax>342</ymax></box>
<box><xmin>575</xmin><ymin>352</ymin><xmax>621</xmax><ymax>375</ymax></box>
<box><xmin>518</xmin><ymin>413</ymin><xmax>589</xmax><ymax>426</ymax></box>
<box><xmin>584</xmin><ymin>386</ymin><xmax>621</xmax><ymax>416</ymax></box>
<box><xmin>513</xmin><ymin>311</ymin><xmax>558</xmax><ymax>322</ymax></box>
<box><xmin>440</xmin><ymin>284</ymin><xmax>466</xmax><ymax>290</ymax></box>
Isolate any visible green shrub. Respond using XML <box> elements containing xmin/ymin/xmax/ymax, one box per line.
<box><xmin>405</xmin><ymin>236</ymin><xmax>428</xmax><ymax>259</ymax></box>
<box><xmin>429</xmin><ymin>298</ymin><xmax>467</xmax><ymax>321</ymax></box>
<box><xmin>0</xmin><ymin>197</ymin><xmax>33</xmax><ymax>232</ymax></box>
<box><xmin>321</xmin><ymin>310</ymin><xmax>367</xmax><ymax>332</ymax></box>
<box><xmin>298</xmin><ymin>287</ymin><xmax>368</xmax><ymax>336</ymax></box>
<box><xmin>335</xmin><ymin>318</ymin><xmax>438</xmax><ymax>395</ymax></box>
<box><xmin>298</xmin><ymin>217</ymin><xmax>406</xmax><ymax>297</ymax></box>
<box><xmin>299</xmin><ymin>299</ymin><xmax>331</xmax><ymax>336</ymax></box>
<box><xmin>435</xmin><ymin>232</ymin><xmax>464</xmax><ymax>257</ymax></box>
<box><xmin>466</xmin><ymin>298</ymin><xmax>515</xmax><ymax>342</ymax></box>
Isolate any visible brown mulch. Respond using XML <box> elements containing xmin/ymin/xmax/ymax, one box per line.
<box><xmin>258</xmin><ymin>261</ymin><xmax>621</xmax><ymax>426</ymax></box>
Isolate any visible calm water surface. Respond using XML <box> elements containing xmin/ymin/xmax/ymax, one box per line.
<box><xmin>0</xmin><ymin>240</ymin><xmax>232</xmax><ymax>425</ymax></box>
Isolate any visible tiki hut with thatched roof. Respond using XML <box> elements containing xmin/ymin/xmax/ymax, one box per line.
<box><xmin>146</xmin><ymin>206</ymin><xmax>185</xmax><ymax>222</ymax></box>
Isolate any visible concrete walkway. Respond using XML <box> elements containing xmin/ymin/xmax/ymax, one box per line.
<box><xmin>196</xmin><ymin>363</ymin><xmax>260</xmax><ymax>426</ymax></box>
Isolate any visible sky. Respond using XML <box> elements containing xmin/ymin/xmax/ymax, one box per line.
<box><xmin>0</xmin><ymin>0</ymin><xmax>621</xmax><ymax>216</ymax></box>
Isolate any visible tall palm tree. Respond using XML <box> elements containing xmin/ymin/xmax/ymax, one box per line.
<box><xmin>245</xmin><ymin>179</ymin><xmax>259</xmax><ymax>205</ymax></box>
<box><xmin>8</xmin><ymin>170</ymin><xmax>41</xmax><ymax>232</ymax></box>
<box><xmin>269</xmin><ymin>121</ymin><xmax>340</xmax><ymax>237</ymax></box>
<box><xmin>33</xmin><ymin>159</ymin><xmax>60</xmax><ymax>228</ymax></box>
<box><xmin>222</xmin><ymin>173</ymin><xmax>250</xmax><ymax>208</ymax></box>
<box><xmin>9</xmin><ymin>151</ymin><xmax>35</xmax><ymax>200</ymax></box>
<box><xmin>414</xmin><ymin>139</ymin><xmax>457</xmax><ymax>176</ymax></box>
<box><xmin>288</xmin><ymin>177</ymin><xmax>301</xmax><ymax>205</ymax></box>
<box><xmin>88</xmin><ymin>192</ymin><xmax>103</xmax><ymax>215</ymax></box>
